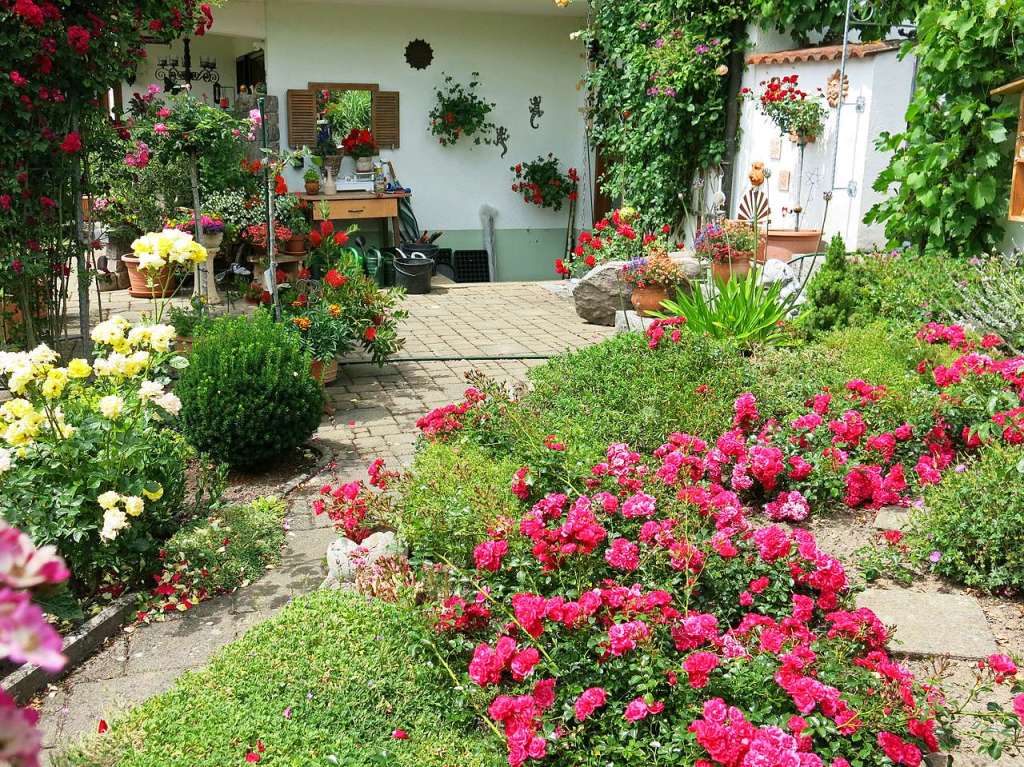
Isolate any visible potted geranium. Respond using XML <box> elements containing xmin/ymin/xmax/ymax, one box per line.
<box><xmin>341</xmin><ymin>129</ymin><xmax>378</xmax><ymax>173</ymax></box>
<box><xmin>511</xmin><ymin>155</ymin><xmax>579</xmax><ymax>212</ymax></box>
<box><xmin>429</xmin><ymin>73</ymin><xmax>496</xmax><ymax>147</ymax></box>
<box><xmin>621</xmin><ymin>250</ymin><xmax>685</xmax><ymax>316</ymax></box>
<box><xmin>746</xmin><ymin>75</ymin><xmax>826</xmax><ymax>252</ymax></box>
<box><xmin>559</xmin><ymin>207</ymin><xmax>671</xmax><ymax>278</ymax></box>
<box><xmin>242</xmin><ymin>223</ymin><xmax>293</xmax><ymax>256</ymax></box>
<box><xmin>694</xmin><ymin>220</ymin><xmax>761</xmax><ymax>283</ymax></box>
<box><xmin>753</xmin><ymin>74</ymin><xmax>826</xmax><ymax>144</ymax></box>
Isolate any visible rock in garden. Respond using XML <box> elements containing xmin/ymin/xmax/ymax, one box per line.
<box><xmin>572</xmin><ymin>262</ymin><xmax>633</xmax><ymax>326</ymax></box>
<box><xmin>614</xmin><ymin>310</ymin><xmax>656</xmax><ymax>334</ymax></box>
<box><xmin>322</xmin><ymin>531</ymin><xmax>406</xmax><ymax>590</ymax></box>
<box><xmin>668</xmin><ymin>252</ymin><xmax>703</xmax><ymax>282</ymax></box>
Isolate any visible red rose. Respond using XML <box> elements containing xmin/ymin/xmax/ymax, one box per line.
<box><xmin>67</xmin><ymin>25</ymin><xmax>91</xmax><ymax>55</ymax></box>
<box><xmin>60</xmin><ymin>132</ymin><xmax>82</xmax><ymax>154</ymax></box>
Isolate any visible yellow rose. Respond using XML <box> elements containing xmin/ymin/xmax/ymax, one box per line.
<box><xmin>97</xmin><ymin>490</ymin><xmax>121</xmax><ymax>511</ymax></box>
<box><xmin>67</xmin><ymin>358</ymin><xmax>92</xmax><ymax>379</ymax></box>
<box><xmin>2</xmin><ymin>398</ymin><xmax>33</xmax><ymax>420</ymax></box>
<box><xmin>41</xmin><ymin>369</ymin><xmax>68</xmax><ymax>400</ymax></box>
<box><xmin>98</xmin><ymin>395</ymin><xmax>125</xmax><ymax>420</ymax></box>
<box><xmin>123</xmin><ymin>495</ymin><xmax>145</xmax><ymax>517</ymax></box>
<box><xmin>142</xmin><ymin>484</ymin><xmax>164</xmax><ymax>501</ymax></box>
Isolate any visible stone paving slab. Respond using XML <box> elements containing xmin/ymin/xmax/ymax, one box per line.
<box><xmin>873</xmin><ymin>506</ymin><xmax>912</xmax><ymax>531</ymax></box>
<box><xmin>857</xmin><ymin>589</ymin><xmax>999</xmax><ymax>660</ymax></box>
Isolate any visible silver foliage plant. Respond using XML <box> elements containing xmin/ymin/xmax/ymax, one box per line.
<box><xmin>948</xmin><ymin>251</ymin><xmax>1024</xmax><ymax>354</ymax></box>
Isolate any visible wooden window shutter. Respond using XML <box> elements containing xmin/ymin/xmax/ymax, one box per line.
<box><xmin>373</xmin><ymin>91</ymin><xmax>400</xmax><ymax>149</ymax></box>
<box><xmin>286</xmin><ymin>89</ymin><xmax>317</xmax><ymax>149</ymax></box>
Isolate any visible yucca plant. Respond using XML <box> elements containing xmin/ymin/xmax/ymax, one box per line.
<box><xmin>652</xmin><ymin>267</ymin><xmax>795</xmax><ymax>347</ymax></box>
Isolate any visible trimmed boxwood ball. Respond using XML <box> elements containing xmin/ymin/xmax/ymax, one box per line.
<box><xmin>176</xmin><ymin>313</ymin><xmax>324</xmax><ymax>469</ymax></box>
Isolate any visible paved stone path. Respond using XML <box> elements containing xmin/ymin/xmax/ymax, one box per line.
<box><xmin>38</xmin><ymin>281</ymin><xmax>612</xmax><ymax>762</ymax></box>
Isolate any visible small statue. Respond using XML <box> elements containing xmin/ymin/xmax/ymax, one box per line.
<box><xmin>749</xmin><ymin>161</ymin><xmax>766</xmax><ymax>187</ymax></box>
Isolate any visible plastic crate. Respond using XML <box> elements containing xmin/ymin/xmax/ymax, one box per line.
<box><xmin>452</xmin><ymin>249</ymin><xmax>491</xmax><ymax>283</ymax></box>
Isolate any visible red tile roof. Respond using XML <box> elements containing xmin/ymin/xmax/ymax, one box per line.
<box><xmin>746</xmin><ymin>40</ymin><xmax>901</xmax><ymax>66</ymax></box>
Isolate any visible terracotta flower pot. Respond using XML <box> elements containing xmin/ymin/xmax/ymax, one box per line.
<box><xmin>305</xmin><ymin>181</ymin><xmax>320</xmax><ymax>195</ymax></box>
<box><xmin>284</xmin><ymin>235</ymin><xmax>306</xmax><ymax>255</ymax></box>
<box><xmin>764</xmin><ymin>229</ymin><xmax>824</xmax><ymax>262</ymax></box>
<box><xmin>630</xmin><ymin>284</ymin><xmax>672</xmax><ymax>316</ymax></box>
<box><xmin>122</xmin><ymin>256</ymin><xmax>179</xmax><ymax>298</ymax></box>
<box><xmin>789</xmin><ymin>132</ymin><xmax>816</xmax><ymax>144</ymax></box>
<box><xmin>310</xmin><ymin>357</ymin><xmax>339</xmax><ymax>386</ymax></box>
<box><xmin>711</xmin><ymin>256</ymin><xmax>751</xmax><ymax>284</ymax></box>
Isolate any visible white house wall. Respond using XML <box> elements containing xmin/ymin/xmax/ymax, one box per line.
<box><xmin>735</xmin><ymin>46</ymin><xmax>914</xmax><ymax>251</ymax></box>
<box><xmin>265</xmin><ymin>0</ymin><xmax>590</xmax><ymax>280</ymax></box>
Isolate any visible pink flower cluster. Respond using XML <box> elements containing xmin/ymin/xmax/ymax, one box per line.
<box><xmin>416</xmin><ymin>387</ymin><xmax>487</xmax><ymax>439</ymax></box>
<box><xmin>0</xmin><ymin>523</ymin><xmax>70</xmax><ymax>766</ymax></box>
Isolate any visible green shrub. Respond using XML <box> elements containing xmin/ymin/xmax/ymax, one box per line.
<box><xmin>798</xmin><ymin>234</ymin><xmax>863</xmax><ymax>334</ymax></box>
<box><xmin>66</xmin><ymin>590</ymin><xmax>501</xmax><ymax>767</ymax></box>
<box><xmin>176</xmin><ymin>314</ymin><xmax>324</xmax><ymax>469</ymax></box>
<box><xmin>522</xmin><ymin>332</ymin><xmax>750</xmax><ymax>457</ymax></box>
<box><xmin>914</xmin><ymin>442</ymin><xmax>1024</xmax><ymax>591</ymax></box>
<box><xmin>396</xmin><ymin>442</ymin><xmax>520</xmax><ymax>568</ymax></box>
<box><xmin>750</xmin><ymin>321</ymin><xmax>946</xmax><ymax>429</ymax></box>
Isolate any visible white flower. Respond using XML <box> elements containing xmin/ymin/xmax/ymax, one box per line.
<box><xmin>138</xmin><ymin>380</ymin><xmax>164</xmax><ymax>401</ymax></box>
<box><xmin>147</xmin><ymin>324</ymin><xmax>176</xmax><ymax>352</ymax></box>
<box><xmin>98</xmin><ymin>395</ymin><xmax>125</xmax><ymax>420</ymax></box>
<box><xmin>27</xmin><ymin>344</ymin><xmax>58</xmax><ymax>366</ymax></box>
<box><xmin>154</xmin><ymin>392</ymin><xmax>181</xmax><ymax>416</ymax></box>
<box><xmin>100</xmin><ymin>508</ymin><xmax>128</xmax><ymax>542</ymax></box>
<box><xmin>97</xmin><ymin>491</ymin><xmax>121</xmax><ymax>511</ymax></box>
<box><xmin>0</xmin><ymin>448</ymin><xmax>12</xmax><ymax>473</ymax></box>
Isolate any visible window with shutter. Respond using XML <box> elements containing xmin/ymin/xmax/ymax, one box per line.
<box><xmin>373</xmin><ymin>91</ymin><xmax>400</xmax><ymax>149</ymax></box>
<box><xmin>286</xmin><ymin>89</ymin><xmax>317</xmax><ymax>149</ymax></box>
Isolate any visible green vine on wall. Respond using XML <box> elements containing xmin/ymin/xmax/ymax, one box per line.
<box><xmin>865</xmin><ymin>0</ymin><xmax>1024</xmax><ymax>258</ymax></box>
<box><xmin>583</xmin><ymin>2</ymin><xmax>747</xmax><ymax>226</ymax></box>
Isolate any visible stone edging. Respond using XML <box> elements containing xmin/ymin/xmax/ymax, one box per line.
<box><xmin>3</xmin><ymin>442</ymin><xmax>333</xmax><ymax>705</ymax></box>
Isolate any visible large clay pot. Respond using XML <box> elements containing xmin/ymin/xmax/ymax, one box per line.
<box><xmin>711</xmin><ymin>257</ymin><xmax>751</xmax><ymax>284</ymax></box>
<box><xmin>310</xmin><ymin>357</ymin><xmax>339</xmax><ymax>386</ymax></box>
<box><xmin>630</xmin><ymin>284</ymin><xmax>672</xmax><ymax>316</ymax></box>
<box><xmin>122</xmin><ymin>256</ymin><xmax>179</xmax><ymax>298</ymax></box>
<box><xmin>764</xmin><ymin>229</ymin><xmax>824</xmax><ymax>262</ymax></box>
<box><xmin>355</xmin><ymin>156</ymin><xmax>374</xmax><ymax>173</ymax></box>
<box><xmin>284</xmin><ymin>235</ymin><xmax>306</xmax><ymax>255</ymax></box>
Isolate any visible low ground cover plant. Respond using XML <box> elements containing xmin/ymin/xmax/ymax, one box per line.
<box><xmin>176</xmin><ymin>313</ymin><xmax>324</xmax><ymax>469</ymax></box>
<box><xmin>136</xmin><ymin>496</ymin><xmax>287</xmax><ymax>622</ymax></box>
<box><xmin>68</xmin><ymin>590</ymin><xmax>501</xmax><ymax>767</ymax></box>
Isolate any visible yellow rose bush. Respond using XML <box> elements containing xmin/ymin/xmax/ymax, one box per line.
<box><xmin>0</xmin><ymin>316</ymin><xmax>193</xmax><ymax>596</ymax></box>
<box><xmin>130</xmin><ymin>229</ymin><xmax>208</xmax><ymax>320</ymax></box>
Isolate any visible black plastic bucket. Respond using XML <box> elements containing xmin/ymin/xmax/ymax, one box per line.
<box><xmin>394</xmin><ymin>255</ymin><xmax>434</xmax><ymax>294</ymax></box>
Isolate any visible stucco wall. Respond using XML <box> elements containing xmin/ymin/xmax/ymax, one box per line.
<box><xmin>264</xmin><ymin>0</ymin><xmax>590</xmax><ymax>280</ymax></box>
<box><xmin>734</xmin><ymin>40</ymin><xmax>915</xmax><ymax>251</ymax></box>
<box><xmin>125</xmin><ymin>34</ymin><xmax>259</xmax><ymax>107</ymax></box>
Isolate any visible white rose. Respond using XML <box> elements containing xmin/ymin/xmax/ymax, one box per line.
<box><xmin>97</xmin><ymin>490</ymin><xmax>121</xmax><ymax>510</ymax></box>
<box><xmin>98</xmin><ymin>395</ymin><xmax>125</xmax><ymax>420</ymax></box>
<box><xmin>0</xmin><ymin>448</ymin><xmax>12</xmax><ymax>473</ymax></box>
<box><xmin>100</xmin><ymin>508</ymin><xmax>128</xmax><ymax>542</ymax></box>
<box><xmin>138</xmin><ymin>380</ymin><xmax>164</xmax><ymax>401</ymax></box>
<box><xmin>154</xmin><ymin>392</ymin><xmax>181</xmax><ymax>416</ymax></box>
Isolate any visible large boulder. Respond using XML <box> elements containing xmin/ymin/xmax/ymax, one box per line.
<box><xmin>572</xmin><ymin>254</ymin><xmax>703</xmax><ymax>326</ymax></box>
<box><xmin>571</xmin><ymin>261</ymin><xmax>632</xmax><ymax>326</ymax></box>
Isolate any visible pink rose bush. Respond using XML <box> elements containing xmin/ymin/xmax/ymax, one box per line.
<box><xmin>428</xmin><ymin>439</ymin><xmax>955</xmax><ymax>767</ymax></box>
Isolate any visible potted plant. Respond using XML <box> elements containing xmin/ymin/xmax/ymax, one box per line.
<box><xmin>746</xmin><ymin>74</ymin><xmax>826</xmax><ymax>254</ymax></box>
<box><xmin>429</xmin><ymin>73</ymin><xmax>496</xmax><ymax>147</ymax></box>
<box><xmin>559</xmin><ymin>207</ymin><xmax>671</xmax><ymax>278</ymax></box>
<box><xmin>341</xmin><ymin>129</ymin><xmax>378</xmax><ymax>173</ymax></box>
<box><xmin>242</xmin><ymin>223</ymin><xmax>293</xmax><ymax>256</ymax></box>
<box><xmin>303</xmin><ymin>168</ymin><xmax>321</xmax><ymax>195</ymax></box>
<box><xmin>753</xmin><ymin>74</ymin><xmax>826</xmax><ymax>144</ymax></box>
<box><xmin>123</xmin><ymin>228</ymin><xmax>208</xmax><ymax>307</ymax></box>
<box><xmin>694</xmin><ymin>220</ymin><xmax>761</xmax><ymax>283</ymax></box>
<box><xmin>511</xmin><ymin>155</ymin><xmax>579</xmax><ymax>212</ymax></box>
<box><xmin>168</xmin><ymin>213</ymin><xmax>226</xmax><ymax>251</ymax></box>
<box><xmin>621</xmin><ymin>251</ymin><xmax>685</xmax><ymax>316</ymax></box>
<box><xmin>168</xmin><ymin>297</ymin><xmax>211</xmax><ymax>353</ymax></box>
<box><xmin>275</xmin><ymin>194</ymin><xmax>310</xmax><ymax>255</ymax></box>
